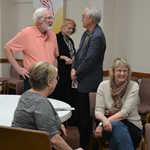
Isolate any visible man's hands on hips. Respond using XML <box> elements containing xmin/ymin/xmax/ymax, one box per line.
<box><xmin>16</xmin><ymin>66</ymin><xmax>29</xmax><ymax>79</ymax></box>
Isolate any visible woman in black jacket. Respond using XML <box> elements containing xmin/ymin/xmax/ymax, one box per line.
<box><xmin>51</xmin><ymin>18</ymin><xmax>76</xmax><ymax>105</ymax></box>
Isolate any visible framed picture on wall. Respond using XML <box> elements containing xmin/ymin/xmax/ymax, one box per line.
<box><xmin>32</xmin><ymin>0</ymin><xmax>66</xmax><ymax>33</ymax></box>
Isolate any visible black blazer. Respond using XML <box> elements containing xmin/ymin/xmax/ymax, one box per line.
<box><xmin>57</xmin><ymin>32</ymin><xmax>75</xmax><ymax>58</ymax></box>
<box><xmin>56</xmin><ymin>32</ymin><xmax>76</xmax><ymax>90</ymax></box>
<box><xmin>56</xmin><ymin>32</ymin><xmax>76</xmax><ymax>78</ymax></box>
<box><xmin>72</xmin><ymin>25</ymin><xmax>106</xmax><ymax>93</ymax></box>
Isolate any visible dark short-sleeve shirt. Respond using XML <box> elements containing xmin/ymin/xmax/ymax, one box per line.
<box><xmin>12</xmin><ymin>90</ymin><xmax>61</xmax><ymax>138</ymax></box>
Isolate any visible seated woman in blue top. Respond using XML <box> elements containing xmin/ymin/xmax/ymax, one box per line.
<box><xmin>95</xmin><ymin>58</ymin><xmax>143</xmax><ymax>150</ymax></box>
<box><xmin>12</xmin><ymin>61</ymin><xmax>83</xmax><ymax>150</ymax></box>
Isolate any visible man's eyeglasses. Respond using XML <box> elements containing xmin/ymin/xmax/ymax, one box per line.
<box><xmin>44</xmin><ymin>16</ymin><xmax>54</xmax><ymax>20</ymax></box>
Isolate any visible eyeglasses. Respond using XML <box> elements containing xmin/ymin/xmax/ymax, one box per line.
<box><xmin>115</xmin><ymin>68</ymin><xmax>128</xmax><ymax>73</ymax></box>
<box><xmin>44</xmin><ymin>16</ymin><xmax>54</xmax><ymax>20</ymax></box>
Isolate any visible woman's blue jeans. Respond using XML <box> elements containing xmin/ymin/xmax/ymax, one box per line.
<box><xmin>102</xmin><ymin>121</ymin><xmax>134</xmax><ymax>150</ymax></box>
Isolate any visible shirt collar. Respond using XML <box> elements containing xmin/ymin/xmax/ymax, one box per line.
<box><xmin>33</xmin><ymin>26</ymin><xmax>49</xmax><ymax>40</ymax></box>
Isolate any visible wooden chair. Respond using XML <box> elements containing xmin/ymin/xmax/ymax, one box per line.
<box><xmin>138</xmin><ymin>78</ymin><xmax>150</xmax><ymax>124</ymax></box>
<box><xmin>145</xmin><ymin>123</ymin><xmax>150</xmax><ymax>150</ymax></box>
<box><xmin>0</xmin><ymin>77</ymin><xmax>8</xmax><ymax>94</ymax></box>
<box><xmin>64</xmin><ymin>126</ymin><xmax>80</xmax><ymax>149</ymax></box>
<box><xmin>0</xmin><ymin>60</ymin><xmax>24</xmax><ymax>94</ymax></box>
<box><xmin>88</xmin><ymin>91</ymin><xmax>144</xmax><ymax>150</ymax></box>
<box><xmin>0</xmin><ymin>125</ymin><xmax>51</xmax><ymax>150</ymax></box>
<box><xmin>64</xmin><ymin>92</ymin><xmax>97</xmax><ymax>149</ymax></box>
<box><xmin>6</xmin><ymin>60</ymin><xmax>24</xmax><ymax>94</ymax></box>
<box><xmin>6</xmin><ymin>65</ymin><xmax>24</xmax><ymax>94</ymax></box>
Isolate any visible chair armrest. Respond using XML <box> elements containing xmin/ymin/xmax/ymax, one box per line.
<box><xmin>145</xmin><ymin>123</ymin><xmax>150</xmax><ymax>150</ymax></box>
<box><xmin>146</xmin><ymin>112</ymin><xmax>150</xmax><ymax>123</ymax></box>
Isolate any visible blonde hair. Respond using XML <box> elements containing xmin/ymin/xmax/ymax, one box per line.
<box><xmin>62</xmin><ymin>18</ymin><xmax>76</xmax><ymax>34</ymax></box>
<box><xmin>109</xmin><ymin>58</ymin><xmax>131</xmax><ymax>82</ymax></box>
<box><xmin>29</xmin><ymin>61</ymin><xmax>57</xmax><ymax>90</ymax></box>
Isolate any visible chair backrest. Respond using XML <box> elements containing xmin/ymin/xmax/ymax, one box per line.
<box><xmin>89</xmin><ymin>92</ymin><xmax>96</xmax><ymax>117</ymax></box>
<box><xmin>138</xmin><ymin>78</ymin><xmax>150</xmax><ymax>114</ymax></box>
<box><xmin>139</xmin><ymin>78</ymin><xmax>150</xmax><ymax>105</ymax></box>
<box><xmin>10</xmin><ymin>60</ymin><xmax>23</xmax><ymax>79</ymax></box>
<box><xmin>0</xmin><ymin>126</ymin><xmax>51</xmax><ymax>150</ymax></box>
<box><xmin>145</xmin><ymin>123</ymin><xmax>150</xmax><ymax>150</ymax></box>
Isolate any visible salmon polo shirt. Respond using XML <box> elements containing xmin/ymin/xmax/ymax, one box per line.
<box><xmin>5</xmin><ymin>26</ymin><xmax>59</xmax><ymax>71</ymax></box>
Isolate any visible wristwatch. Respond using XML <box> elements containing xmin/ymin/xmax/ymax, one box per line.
<box><xmin>98</xmin><ymin>122</ymin><xmax>103</xmax><ymax>127</ymax></box>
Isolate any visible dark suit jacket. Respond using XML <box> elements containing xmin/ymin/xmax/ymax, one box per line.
<box><xmin>72</xmin><ymin>25</ymin><xmax>106</xmax><ymax>93</ymax></box>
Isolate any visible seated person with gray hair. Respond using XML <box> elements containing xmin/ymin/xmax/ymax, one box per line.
<box><xmin>12</xmin><ymin>61</ymin><xmax>83</xmax><ymax>150</ymax></box>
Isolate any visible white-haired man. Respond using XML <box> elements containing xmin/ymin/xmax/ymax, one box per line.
<box><xmin>5</xmin><ymin>7</ymin><xmax>59</xmax><ymax>91</ymax></box>
<box><xmin>71</xmin><ymin>7</ymin><xmax>106</xmax><ymax>150</ymax></box>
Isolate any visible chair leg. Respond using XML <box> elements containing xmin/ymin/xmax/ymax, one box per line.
<box><xmin>146</xmin><ymin>112</ymin><xmax>150</xmax><ymax>123</ymax></box>
<box><xmin>2</xmin><ymin>81</ymin><xmax>7</xmax><ymax>94</ymax></box>
<box><xmin>88</xmin><ymin>135</ymin><xmax>95</xmax><ymax>150</ymax></box>
<box><xmin>141</xmin><ymin>136</ymin><xmax>145</xmax><ymax>150</ymax></box>
<box><xmin>6</xmin><ymin>83</ymin><xmax>9</xmax><ymax>94</ymax></box>
<box><xmin>88</xmin><ymin>135</ymin><xmax>104</xmax><ymax>150</ymax></box>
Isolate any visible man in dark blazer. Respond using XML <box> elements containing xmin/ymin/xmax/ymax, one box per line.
<box><xmin>71</xmin><ymin>7</ymin><xmax>106</xmax><ymax>150</ymax></box>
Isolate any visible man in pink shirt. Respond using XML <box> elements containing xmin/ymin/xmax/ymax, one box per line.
<box><xmin>5</xmin><ymin>7</ymin><xmax>59</xmax><ymax>91</ymax></box>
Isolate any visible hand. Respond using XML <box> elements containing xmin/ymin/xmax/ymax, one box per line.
<box><xmin>76</xmin><ymin>148</ymin><xmax>84</xmax><ymax>150</ymax></box>
<box><xmin>95</xmin><ymin>126</ymin><xmax>103</xmax><ymax>137</ymax></box>
<box><xmin>103</xmin><ymin>119</ymin><xmax>112</xmax><ymax>132</ymax></box>
<box><xmin>60</xmin><ymin>55</ymin><xmax>68</xmax><ymax>61</ymax></box>
<box><xmin>60</xmin><ymin>124</ymin><xmax>67</xmax><ymax>137</ymax></box>
<box><xmin>40</xmin><ymin>0</ymin><xmax>50</xmax><ymax>8</ymax></box>
<box><xmin>65</xmin><ymin>58</ymin><xmax>72</xmax><ymax>65</ymax></box>
<box><xmin>71</xmin><ymin>68</ymin><xmax>76</xmax><ymax>80</ymax></box>
<box><xmin>60</xmin><ymin>55</ymin><xmax>72</xmax><ymax>65</ymax></box>
<box><xmin>16</xmin><ymin>66</ymin><xmax>29</xmax><ymax>79</ymax></box>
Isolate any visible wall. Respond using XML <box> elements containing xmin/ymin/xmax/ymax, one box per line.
<box><xmin>0</xmin><ymin>0</ymin><xmax>10</xmax><ymax>77</ymax></box>
<box><xmin>2</xmin><ymin>0</ymin><xmax>15</xmax><ymax>57</ymax></box>
<box><xmin>0</xmin><ymin>0</ymin><xmax>33</xmax><ymax>76</ymax></box>
<box><xmin>0</xmin><ymin>0</ymin><xmax>4</xmax><ymax>76</ymax></box>
<box><xmin>103</xmin><ymin>0</ymin><xmax>116</xmax><ymax>69</ymax></box>
<box><xmin>125</xmin><ymin>0</ymin><xmax>150</xmax><ymax>72</ymax></box>
<box><xmin>108</xmin><ymin>0</ymin><xmax>150</xmax><ymax>72</ymax></box>
<box><xmin>2</xmin><ymin>0</ymin><xmax>33</xmax><ymax>59</ymax></box>
<box><xmin>0</xmin><ymin>0</ymin><xmax>150</xmax><ymax>76</ymax></box>
<box><xmin>0</xmin><ymin>0</ymin><xmax>2</xmax><ymax>52</ymax></box>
